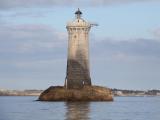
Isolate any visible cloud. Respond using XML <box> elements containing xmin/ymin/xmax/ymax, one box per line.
<box><xmin>0</xmin><ymin>0</ymin><xmax>159</xmax><ymax>10</ymax></box>
<box><xmin>0</xmin><ymin>23</ymin><xmax>67</xmax><ymax>77</ymax></box>
<box><xmin>0</xmin><ymin>24</ymin><xmax>67</xmax><ymax>53</ymax></box>
<box><xmin>13</xmin><ymin>59</ymin><xmax>65</xmax><ymax>70</ymax></box>
<box><xmin>0</xmin><ymin>8</ymin><xmax>55</xmax><ymax>19</ymax></box>
<box><xmin>0</xmin><ymin>0</ymin><xmax>74</xmax><ymax>10</ymax></box>
<box><xmin>153</xmin><ymin>27</ymin><xmax>160</xmax><ymax>38</ymax></box>
<box><xmin>1</xmin><ymin>23</ymin><xmax>160</xmax><ymax>62</ymax></box>
<box><xmin>91</xmin><ymin>0</ymin><xmax>157</xmax><ymax>6</ymax></box>
<box><xmin>1</xmin><ymin>22</ymin><xmax>160</xmax><ymax>66</ymax></box>
<box><xmin>9</xmin><ymin>11</ymin><xmax>48</xmax><ymax>18</ymax></box>
<box><xmin>91</xmin><ymin>38</ymin><xmax>160</xmax><ymax>61</ymax></box>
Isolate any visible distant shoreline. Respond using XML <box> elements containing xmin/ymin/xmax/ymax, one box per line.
<box><xmin>0</xmin><ymin>88</ymin><xmax>160</xmax><ymax>97</ymax></box>
<box><xmin>0</xmin><ymin>90</ymin><xmax>43</xmax><ymax>96</ymax></box>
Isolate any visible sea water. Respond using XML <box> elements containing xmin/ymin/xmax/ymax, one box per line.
<box><xmin>0</xmin><ymin>96</ymin><xmax>160</xmax><ymax>120</ymax></box>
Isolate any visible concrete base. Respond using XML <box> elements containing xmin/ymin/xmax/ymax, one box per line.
<box><xmin>38</xmin><ymin>86</ymin><xmax>113</xmax><ymax>101</ymax></box>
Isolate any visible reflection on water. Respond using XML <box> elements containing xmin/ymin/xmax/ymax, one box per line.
<box><xmin>65</xmin><ymin>102</ymin><xmax>90</xmax><ymax>120</ymax></box>
<box><xmin>1</xmin><ymin>96</ymin><xmax>160</xmax><ymax>120</ymax></box>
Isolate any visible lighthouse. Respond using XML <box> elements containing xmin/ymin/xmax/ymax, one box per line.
<box><xmin>65</xmin><ymin>9</ymin><xmax>95</xmax><ymax>89</ymax></box>
<box><xmin>39</xmin><ymin>9</ymin><xmax>113</xmax><ymax>101</ymax></box>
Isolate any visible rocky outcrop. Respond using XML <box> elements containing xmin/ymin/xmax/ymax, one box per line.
<box><xmin>38</xmin><ymin>86</ymin><xmax>113</xmax><ymax>101</ymax></box>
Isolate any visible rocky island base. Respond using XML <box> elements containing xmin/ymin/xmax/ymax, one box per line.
<box><xmin>38</xmin><ymin>86</ymin><xmax>113</xmax><ymax>101</ymax></box>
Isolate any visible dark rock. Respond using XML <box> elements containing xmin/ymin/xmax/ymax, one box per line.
<box><xmin>38</xmin><ymin>86</ymin><xmax>113</xmax><ymax>101</ymax></box>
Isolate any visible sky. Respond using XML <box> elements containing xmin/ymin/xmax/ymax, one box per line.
<box><xmin>0</xmin><ymin>0</ymin><xmax>160</xmax><ymax>90</ymax></box>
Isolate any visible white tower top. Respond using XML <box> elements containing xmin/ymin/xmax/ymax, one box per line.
<box><xmin>67</xmin><ymin>8</ymin><xmax>91</xmax><ymax>28</ymax></box>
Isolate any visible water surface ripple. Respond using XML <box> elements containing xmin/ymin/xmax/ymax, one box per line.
<box><xmin>0</xmin><ymin>96</ymin><xmax>160</xmax><ymax>120</ymax></box>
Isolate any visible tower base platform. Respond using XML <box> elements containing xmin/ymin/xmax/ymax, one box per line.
<box><xmin>38</xmin><ymin>86</ymin><xmax>113</xmax><ymax>101</ymax></box>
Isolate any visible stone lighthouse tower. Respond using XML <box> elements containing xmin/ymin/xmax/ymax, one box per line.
<box><xmin>39</xmin><ymin>9</ymin><xmax>113</xmax><ymax>101</ymax></box>
<box><xmin>65</xmin><ymin>9</ymin><xmax>94</xmax><ymax>89</ymax></box>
